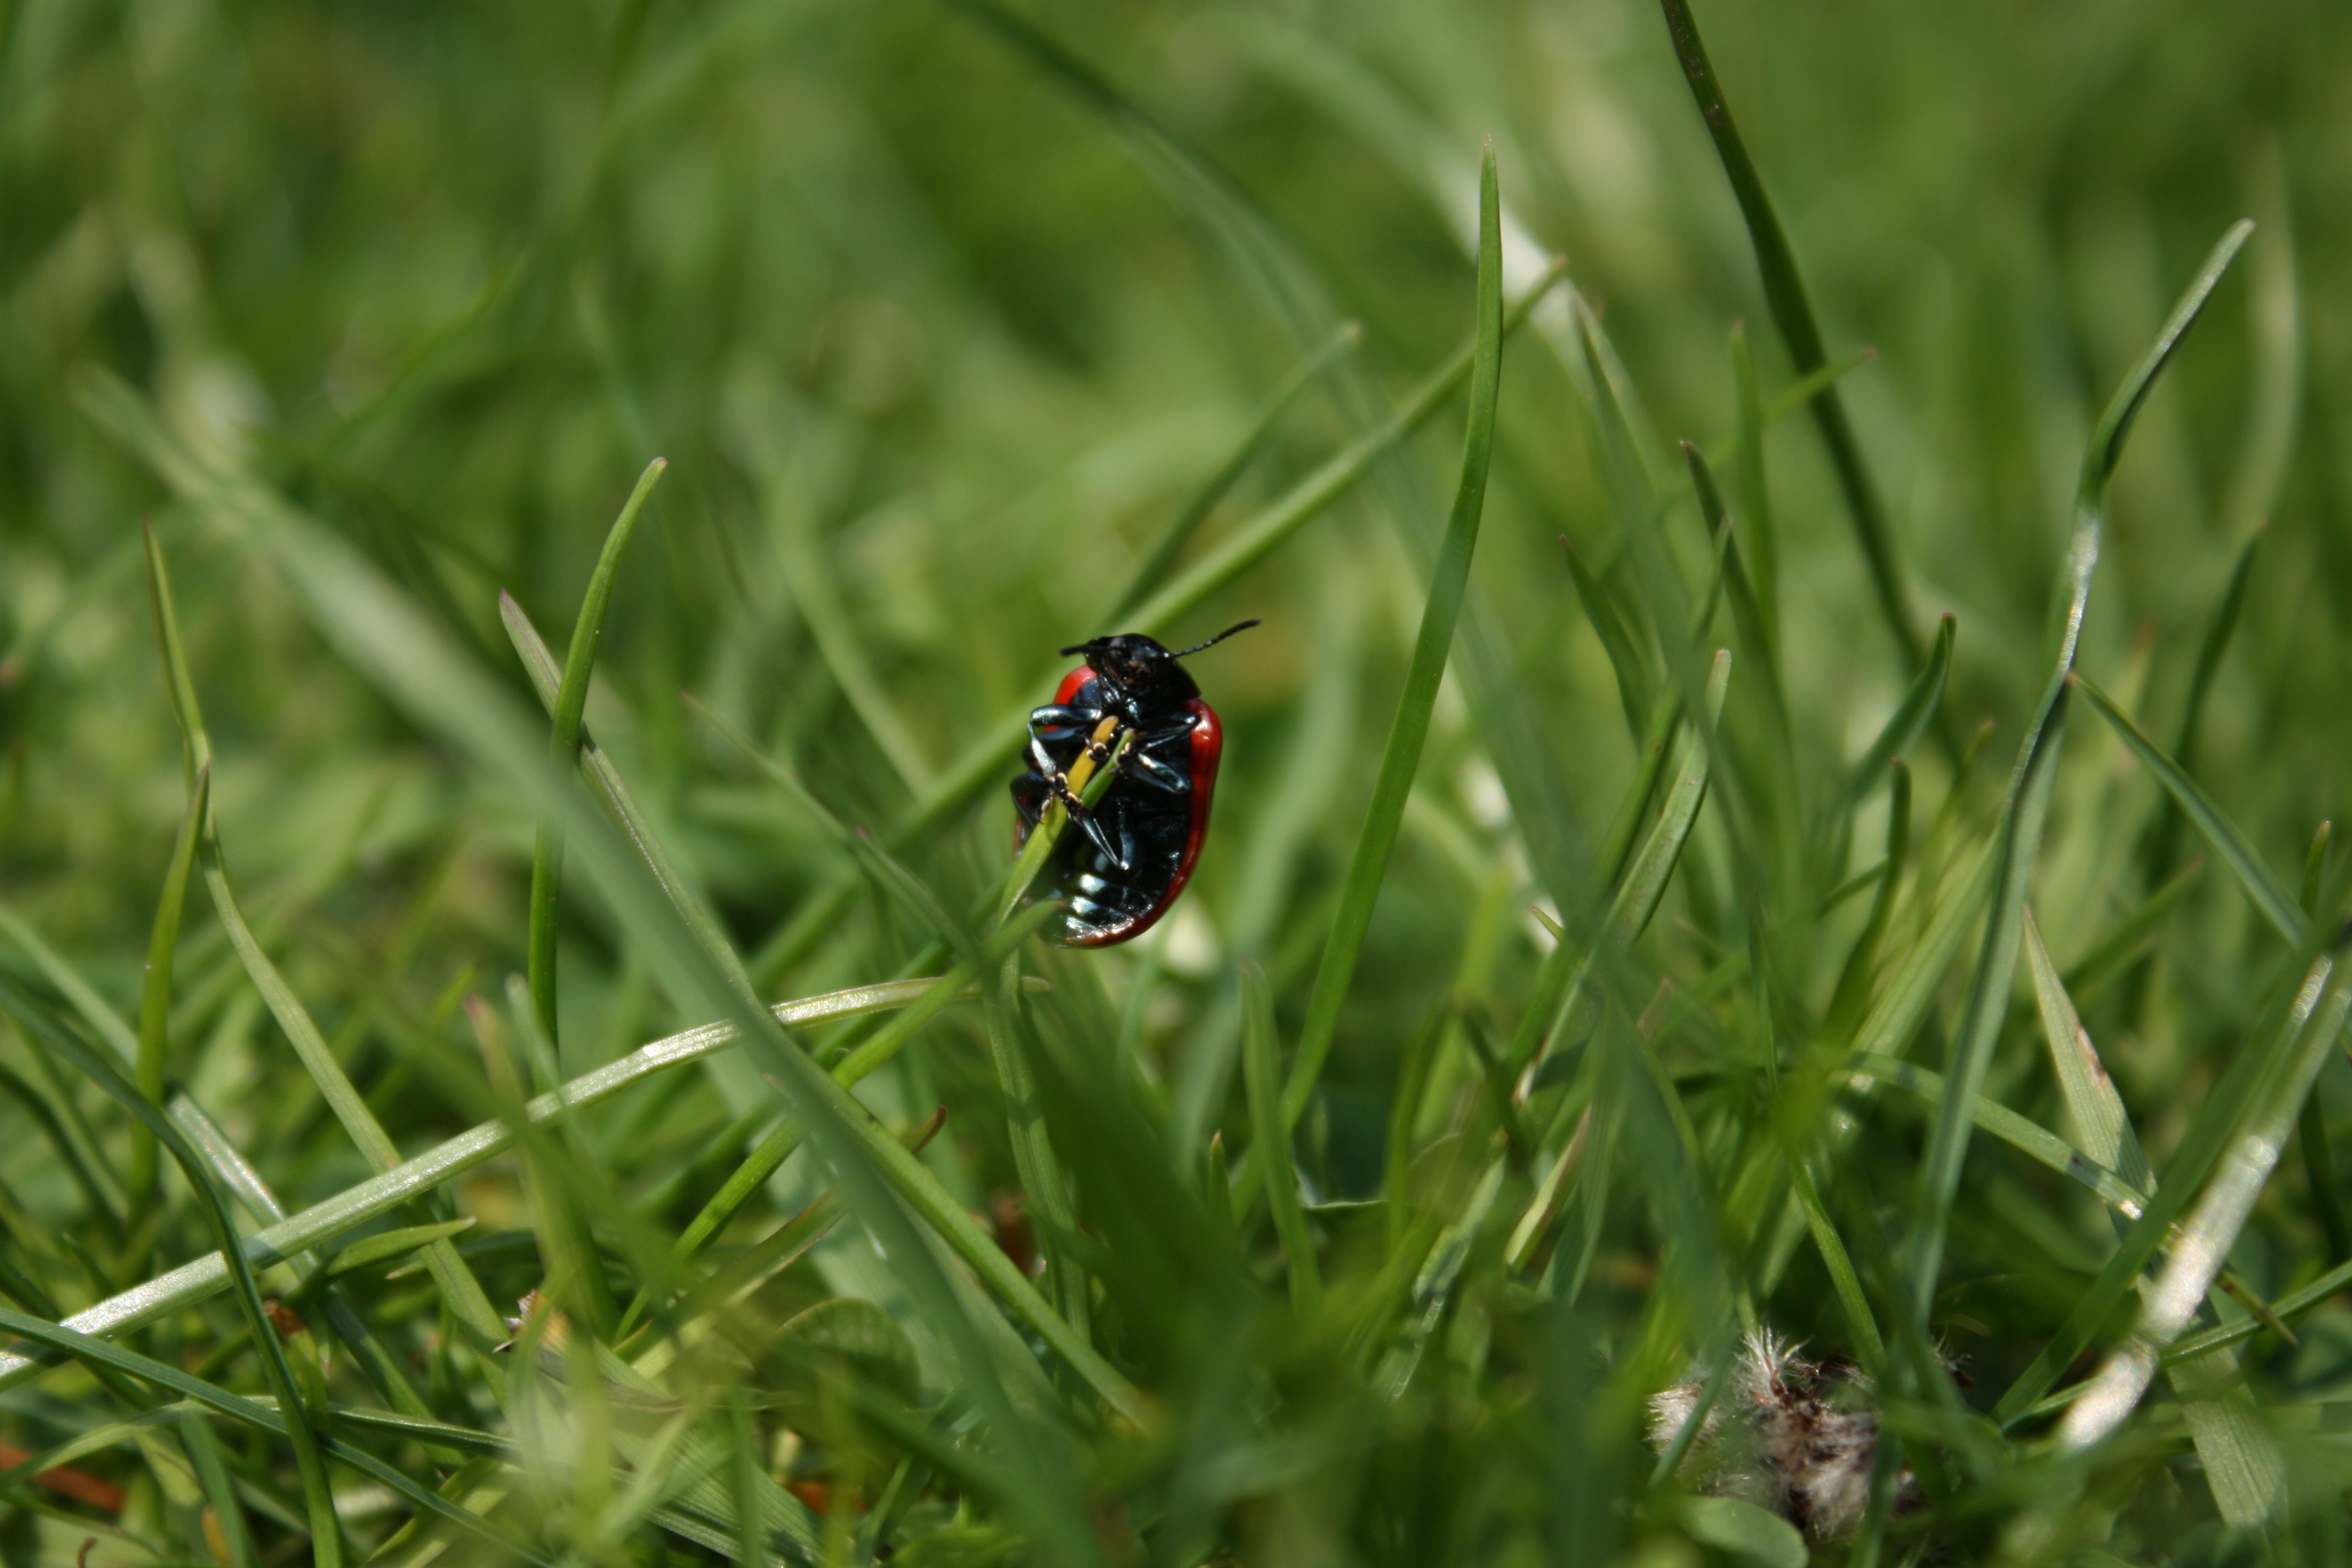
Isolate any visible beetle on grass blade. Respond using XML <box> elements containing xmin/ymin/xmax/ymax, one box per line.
<box><xmin>1010</xmin><ymin>620</ymin><xmax>1260</xmax><ymax>946</ymax></box>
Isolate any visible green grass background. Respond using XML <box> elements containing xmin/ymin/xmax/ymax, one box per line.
<box><xmin>1</xmin><ymin>0</ymin><xmax>2349</xmax><ymax>1562</ymax></box>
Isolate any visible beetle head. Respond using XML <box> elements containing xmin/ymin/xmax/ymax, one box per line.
<box><xmin>1060</xmin><ymin>620</ymin><xmax>1259</xmax><ymax>704</ymax></box>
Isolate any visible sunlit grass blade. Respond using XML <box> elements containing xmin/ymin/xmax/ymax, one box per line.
<box><xmin>1656</xmin><ymin>0</ymin><xmax>1920</xmax><ymax>670</ymax></box>
<box><xmin>1277</xmin><ymin>141</ymin><xmax>1505</xmax><ymax>1132</ymax></box>
<box><xmin>530</xmin><ymin>455</ymin><xmax>666</xmax><ymax>1054</ymax></box>
<box><xmin>2060</xmin><ymin>972</ymin><xmax>2352</xmax><ymax>1448</ymax></box>
<box><xmin>2073</xmin><ymin>669</ymin><xmax>2303</xmax><ymax>945</ymax></box>
<box><xmin>1992</xmin><ymin>943</ymin><xmax>2340</xmax><ymax>1425</ymax></box>
<box><xmin>2142</xmin><ymin>527</ymin><xmax>2261</xmax><ymax>894</ymax></box>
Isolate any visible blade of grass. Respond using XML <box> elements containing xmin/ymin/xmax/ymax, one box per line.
<box><xmin>1559</xmin><ymin>530</ymin><xmax>1652</xmax><ymax>743</ymax></box>
<box><xmin>531</xmin><ymin>456</ymin><xmax>666</xmax><ymax>1055</ymax></box>
<box><xmin>126</xmin><ymin>762</ymin><xmax>209</xmax><ymax>1207</ymax></box>
<box><xmin>2024</xmin><ymin>908</ymin><xmax>2151</xmax><ymax>1190</ymax></box>
<box><xmin>1903</xmin><ymin>219</ymin><xmax>2252</xmax><ymax>1372</ymax></box>
<box><xmin>0</xmin><ymin>976</ymin><xmax>950</xmax><ymax>1390</ymax></box>
<box><xmin>0</xmin><ymin>1305</ymin><xmax>547</xmax><ymax>1563</ymax></box>
<box><xmin>179</xmin><ymin>1406</ymin><xmax>260</xmax><ymax>1568</ymax></box>
<box><xmin>0</xmin><ymin>979</ymin><xmax>344</xmax><ymax>1568</ymax></box>
<box><xmin>1276</xmin><ymin>140</ymin><xmax>1506</xmax><ymax>1134</ymax></box>
<box><xmin>1992</xmin><ymin>943</ymin><xmax>2339</xmax><ymax>1424</ymax></box>
<box><xmin>2060</xmin><ymin>973</ymin><xmax>2352</xmax><ymax>1447</ymax></box>
<box><xmin>984</xmin><ymin>954</ymin><xmax>1090</xmax><ymax>1339</ymax></box>
<box><xmin>1243</xmin><ymin>961</ymin><xmax>1319</xmax><ymax>1317</ymax></box>
<box><xmin>1824</xmin><ymin>760</ymin><xmax>1911</xmax><ymax>1038</ymax></box>
<box><xmin>1656</xmin><ymin>0</ymin><xmax>1919</xmax><ymax>671</ymax></box>
<box><xmin>2072</xmin><ymin>669</ymin><xmax>2303</xmax><ymax>945</ymax></box>
<box><xmin>503</xmin><ymin>592</ymin><xmax>758</xmax><ymax>998</ymax></box>
<box><xmin>1729</xmin><ymin>324</ymin><xmax>1778</xmax><ymax>658</ymax></box>
<box><xmin>1830</xmin><ymin>616</ymin><xmax>1954</xmax><ymax>826</ymax></box>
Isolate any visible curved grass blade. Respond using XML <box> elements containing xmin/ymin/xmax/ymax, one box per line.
<box><xmin>531</xmin><ymin>456</ymin><xmax>666</xmax><ymax>1054</ymax></box>
<box><xmin>1903</xmin><ymin>220</ymin><xmax>2252</xmax><ymax>1364</ymax></box>
<box><xmin>1830</xmin><ymin>615</ymin><xmax>1953</xmax><ymax>824</ymax></box>
<box><xmin>1108</xmin><ymin>319</ymin><xmax>1360</xmax><ymax>623</ymax></box>
<box><xmin>0</xmin><ymin>976</ymin><xmax>951</xmax><ymax>1391</ymax></box>
<box><xmin>2072</xmin><ymin>669</ymin><xmax>2302</xmax><ymax>944</ymax></box>
<box><xmin>201</xmin><ymin>840</ymin><xmax>510</xmax><ymax>1355</ymax></box>
<box><xmin>0</xmin><ymin>980</ymin><xmax>344</xmax><ymax>1567</ymax></box>
<box><xmin>1281</xmin><ymin>146</ymin><xmax>1505</xmax><ymax>1130</ymax></box>
<box><xmin>1823</xmin><ymin>760</ymin><xmax>1911</xmax><ymax>1039</ymax></box>
<box><xmin>127</xmin><ymin>763</ymin><xmax>209</xmax><ymax>1205</ymax></box>
<box><xmin>1655</xmin><ymin>0</ymin><xmax>1918</xmax><ymax>670</ymax></box>
<box><xmin>1992</xmin><ymin>945</ymin><xmax>2340</xmax><ymax>1425</ymax></box>
<box><xmin>503</xmin><ymin>592</ymin><xmax>758</xmax><ymax>998</ymax></box>
<box><xmin>2024</xmin><ymin>908</ymin><xmax>2150</xmax><ymax>1190</ymax></box>
<box><xmin>2060</xmin><ymin>974</ymin><xmax>2352</xmax><ymax>1448</ymax></box>
<box><xmin>1559</xmin><ymin>530</ymin><xmax>1652</xmax><ymax>742</ymax></box>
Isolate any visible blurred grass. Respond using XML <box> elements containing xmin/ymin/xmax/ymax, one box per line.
<box><xmin>1</xmin><ymin>0</ymin><xmax>2351</xmax><ymax>1564</ymax></box>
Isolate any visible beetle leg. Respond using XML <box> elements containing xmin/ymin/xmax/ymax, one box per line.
<box><xmin>1028</xmin><ymin>704</ymin><xmax>1102</xmax><ymax>740</ymax></box>
<box><xmin>1120</xmin><ymin>748</ymin><xmax>1190</xmax><ymax>794</ymax></box>
<box><xmin>1047</xmin><ymin>772</ymin><xmax>1126</xmax><ymax>868</ymax></box>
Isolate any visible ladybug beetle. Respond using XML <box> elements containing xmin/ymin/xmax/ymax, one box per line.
<box><xmin>1011</xmin><ymin>620</ymin><xmax>1259</xmax><ymax>946</ymax></box>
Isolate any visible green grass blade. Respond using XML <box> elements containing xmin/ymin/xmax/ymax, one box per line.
<box><xmin>2059</xmin><ymin>974</ymin><xmax>2352</xmax><ymax>1447</ymax></box>
<box><xmin>1823</xmin><ymin>758</ymin><xmax>1911</xmax><ymax>1039</ymax></box>
<box><xmin>1830</xmin><ymin>614</ymin><xmax>1953</xmax><ymax>824</ymax></box>
<box><xmin>1656</xmin><ymin>0</ymin><xmax>1920</xmax><ymax>671</ymax></box>
<box><xmin>1845</xmin><ymin>1053</ymin><xmax>2151</xmax><ymax>1219</ymax></box>
<box><xmin>2071</xmin><ymin>670</ymin><xmax>2303</xmax><ymax>944</ymax></box>
<box><xmin>531</xmin><ymin>456</ymin><xmax>666</xmax><ymax>1054</ymax></box>
<box><xmin>1243</xmin><ymin>961</ymin><xmax>1319</xmax><ymax>1316</ymax></box>
<box><xmin>1784</xmin><ymin>1153</ymin><xmax>1885</xmax><ymax>1368</ymax></box>
<box><xmin>1108</xmin><ymin>320</ymin><xmax>1360</xmax><ymax>623</ymax></box>
<box><xmin>1281</xmin><ymin>145</ymin><xmax>1504</xmax><ymax>1129</ymax></box>
<box><xmin>0</xmin><ymin>980</ymin><xmax>345</xmax><ymax>1568</ymax></box>
<box><xmin>1904</xmin><ymin>221</ymin><xmax>2250</xmax><ymax>1359</ymax></box>
<box><xmin>0</xmin><ymin>1305</ymin><xmax>548</xmax><ymax>1564</ymax></box>
<box><xmin>983</xmin><ymin>954</ymin><xmax>1089</xmax><ymax>1336</ymax></box>
<box><xmin>2023</xmin><ymin>908</ymin><xmax>2151</xmax><ymax>1190</ymax></box>
<box><xmin>502</xmin><ymin>591</ymin><xmax>759</xmax><ymax>997</ymax></box>
<box><xmin>0</xmin><ymin>976</ymin><xmax>941</xmax><ymax>1391</ymax></box>
<box><xmin>200</xmin><ymin>845</ymin><xmax>510</xmax><ymax>1353</ymax></box>
<box><xmin>179</xmin><ymin>1406</ymin><xmax>262</xmax><ymax>1568</ymax></box>
<box><xmin>1558</xmin><ymin>530</ymin><xmax>1652</xmax><ymax>742</ymax></box>
<box><xmin>1992</xmin><ymin>945</ymin><xmax>2340</xmax><ymax>1424</ymax></box>
<box><xmin>1729</xmin><ymin>323</ymin><xmax>1778</xmax><ymax>657</ymax></box>
<box><xmin>128</xmin><ymin>763</ymin><xmax>209</xmax><ymax>1205</ymax></box>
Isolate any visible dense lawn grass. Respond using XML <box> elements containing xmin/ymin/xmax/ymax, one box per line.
<box><xmin>1</xmin><ymin>0</ymin><xmax>2349</xmax><ymax>1563</ymax></box>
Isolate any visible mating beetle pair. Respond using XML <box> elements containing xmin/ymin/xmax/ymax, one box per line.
<box><xmin>1010</xmin><ymin>621</ymin><xmax>1257</xmax><ymax>946</ymax></box>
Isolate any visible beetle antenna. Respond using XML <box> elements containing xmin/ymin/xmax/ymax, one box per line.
<box><xmin>1169</xmin><ymin>619</ymin><xmax>1261</xmax><ymax>660</ymax></box>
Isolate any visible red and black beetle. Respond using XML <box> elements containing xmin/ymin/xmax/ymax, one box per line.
<box><xmin>1010</xmin><ymin>620</ymin><xmax>1259</xmax><ymax>946</ymax></box>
